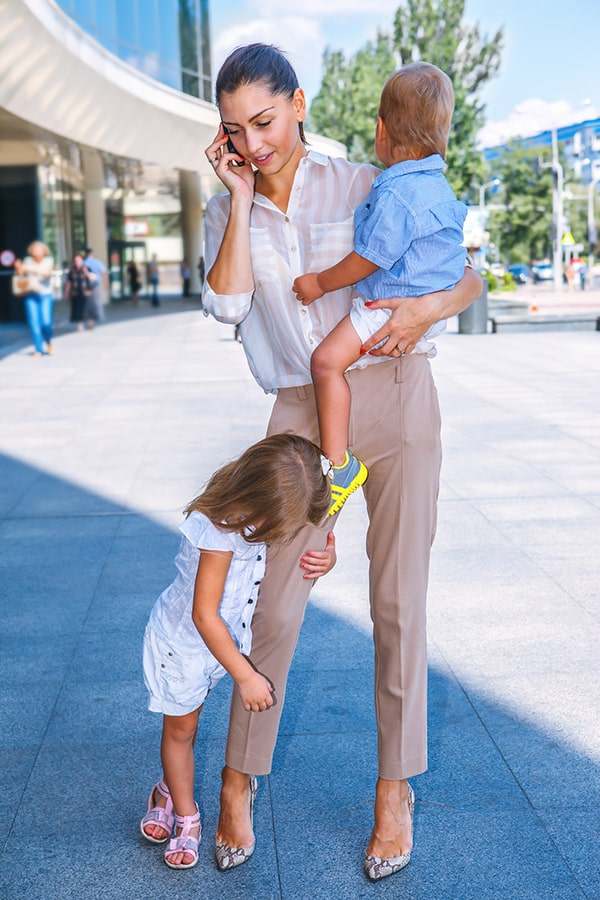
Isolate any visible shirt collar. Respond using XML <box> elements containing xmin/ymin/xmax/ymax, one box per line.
<box><xmin>374</xmin><ymin>153</ymin><xmax>445</xmax><ymax>185</ymax></box>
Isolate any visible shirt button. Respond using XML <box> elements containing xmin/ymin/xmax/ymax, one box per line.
<box><xmin>242</xmin><ymin>622</ymin><xmax>246</xmax><ymax>628</ymax></box>
<box><xmin>290</xmin><ymin>245</ymin><xmax>297</xmax><ymax>252</ymax></box>
<box><xmin>284</xmin><ymin>216</ymin><xmax>289</xmax><ymax>222</ymax></box>
<box><xmin>248</xmin><ymin>598</ymin><xmax>253</xmax><ymax>604</ymax></box>
<box><xmin>254</xmin><ymin>580</ymin><xmax>261</xmax><ymax>585</ymax></box>
<box><xmin>257</xmin><ymin>554</ymin><xmax>262</xmax><ymax>561</ymax></box>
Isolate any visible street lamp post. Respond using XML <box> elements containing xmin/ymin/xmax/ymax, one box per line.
<box><xmin>588</xmin><ymin>174</ymin><xmax>598</xmax><ymax>272</ymax></box>
<box><xmin>475</xmin><ymin>178</ymin><xmax>501</xmax><ymax>266</ymax></box>
<box><xmin>539</xmin><ymin>127</ymin><xmax>564</xmax><ymax>291</ymax></box>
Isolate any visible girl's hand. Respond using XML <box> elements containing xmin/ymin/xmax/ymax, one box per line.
<box><xmin>13</xmin><ymin>259</ymin><xmax>23</xmax><ymax>275</ymax></box>
<box><xmin>292</xmin><ymin>273</ymin><xmax>323</xmax><ymax>305</ymax></box>
<box><xmin>238</xmin><ymin>670</ymin><xmax>275</xmax><ymax>713</ymax></box>
<box><xmin>205</xmin><ymin>124</ymin><xmax>255</xmax><ymax>198</ymax></box>
<box><xmin>300</xmin><ymin>531</ymin><xmax>336</xmax><ymax>579</ymax></box>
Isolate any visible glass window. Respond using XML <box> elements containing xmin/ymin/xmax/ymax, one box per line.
<box><xmin>138</xmin><ymin>0</ymin><xmax>158</xmax><ymax>54</ymax></box>
<box><xmin>73</xmin><ymin>0</ymin><xmax>94</xmax><ymax>25</ymax></box>
<box><xmin>95</xmin><ymin>0</ymin><xmax>117</xmax><ymax>41</ymax></box>
<box><xmin>157</xmin><ymin>0</ymin><xmax>180</xmax><ymax>69</ymax></box>
<box><xmin>115</xmin><ymin>0</ymin><xmax>138</xmax><ymax>49</ymax></box>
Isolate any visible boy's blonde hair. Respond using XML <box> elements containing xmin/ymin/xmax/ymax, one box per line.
<box><xmin>184</xmin><ymin>433</ymin><xmax>331</xmax><ymax>545</ymax></box>
<box><xmin>379</xmin><ymin>61</ymin><xmax>454</xmax><ymax>160</ymax></box>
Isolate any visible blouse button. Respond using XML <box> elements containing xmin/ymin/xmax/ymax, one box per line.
<box><xmin>242</xmin><ymin>622</ymin><xmax>246</xmax><ymax>628</ymax></box>
<box><xmin>161</xmin><ymin>663</ymin><xmax>165</xmax><ymax>668</ymax></box>
<box><xmin>254</xmin><ymin>580</ymin><xmax>261</xmax><ymax>585</ymax></box>
<box><xmin>248</xmin><ymin>598</ymin><xmax>253</xmax><ymax>604</ymax></box>
<box><xmin>290</xmin><ymin>245</ymin><xmax>297</xmax><ymax>252</ymax></box>
<box><xmin>168</xmin><ymin>652</ymin><xmax>173</xmax><ymax>656</ymax></box>
<box><xmin>257</xmin><ymin>555</ymin><xmax>262</xmax><ymax>561</ymax></box>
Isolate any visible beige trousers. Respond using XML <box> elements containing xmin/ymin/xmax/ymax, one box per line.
<box><xmin>225</xmin><ymin>354</ymin><xmax>442</xmax><ymax>780</ymax></box>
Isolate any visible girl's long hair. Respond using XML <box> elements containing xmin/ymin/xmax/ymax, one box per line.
<box><xmin>184</xmin><ymin>433</ymin><xmax>331</xmax><ymax>545</ymax></box>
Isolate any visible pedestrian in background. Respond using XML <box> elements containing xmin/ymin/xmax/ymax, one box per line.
<box><xmin>127</xmin><ymin>260</ymin><xmax>141</xmax><ymax>305</ymax></box>
<box><xmin>148</xmin><ymin>254</ymin><xmax>160</xmax><ymax>307</ymax></box>
<box><xmin>180</xmin><ymin>258</ymin><xmax>191</xmax><ymax>297</ymax></box>
<box><xmin>13</xmin><ymin>241</ymin><xmax>54</xmax><ymax>356</ymax></box>
<box><xmin>84</xmin><ymin>247</ymin><xmax>108</xmax><ymax>321</ymax></box>
<box><xmin>64</xmin><ymin>253</ymin><xmax>96</xmax><ymax>331</ymax></box>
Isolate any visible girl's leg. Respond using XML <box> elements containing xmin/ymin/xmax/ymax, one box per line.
<box><xmin>310</xmin><ymin>315</ymin><xmax>362</xmax><ymax>465</ymax></box>
<box><xmin>161</xmin><ymin>707</ymin><xmax>202</xmax><ymax>866</ymax></box>
<box><xmin>24</xmin><ymin>296</ymin><xmax>43</xmax><ymax>354</ymax></box>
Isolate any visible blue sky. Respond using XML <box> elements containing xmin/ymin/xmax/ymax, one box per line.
<box><xmin>210</xmin><ymin>0</ymin><xmax>600</xmax><ymax>146</ymax></box>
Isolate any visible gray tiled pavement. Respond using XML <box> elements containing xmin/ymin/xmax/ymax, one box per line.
<box><xmin>0</xmin><ymin>295</ymin><xmax>599</xmax><ymax>899</ymax></box>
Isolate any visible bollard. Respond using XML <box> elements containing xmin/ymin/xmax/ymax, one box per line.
<box><xmin>458</xmin><ymin>278</ymin><xmax>488</xmax><ymax>334</ymax></box>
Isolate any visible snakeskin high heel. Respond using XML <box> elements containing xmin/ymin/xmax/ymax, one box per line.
<box><xmin>363</xmin><ymin>782</ymin><xmax>415</xmax><ymax>881</ymax></box>
<box><xmin>215</xmin><ymin>776</ymin><xmax>258</xmax><ymax>870</ymax></box>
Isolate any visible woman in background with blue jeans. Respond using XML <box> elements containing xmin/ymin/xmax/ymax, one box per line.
<box><xmin>14</xmin><ymin>241</ymin><xmax>55</xmax><ymax>356</ymax></box>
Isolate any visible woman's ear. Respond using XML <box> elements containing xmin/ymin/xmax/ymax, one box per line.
<box><xmin>293</xmin><ymin>88</ymin><xmax>307</xmax><ymax>123</ymax></box>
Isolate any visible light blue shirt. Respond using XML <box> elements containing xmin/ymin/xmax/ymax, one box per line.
<box><xmin>353</xmin><ymin>155</ymin><xmax>467</xmax><ymax>300</ymax></box>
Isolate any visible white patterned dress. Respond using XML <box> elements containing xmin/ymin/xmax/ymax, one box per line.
<box><xmin>143</xmin><ymin>511</ymin><xmax>266</xmax><ymax>716</ymax></box>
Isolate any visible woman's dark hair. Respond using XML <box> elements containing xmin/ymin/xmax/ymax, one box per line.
<box><xmin>216</xmin><ymin>43</ymin><xmax>307</xmax><ymax>144</ymax></box>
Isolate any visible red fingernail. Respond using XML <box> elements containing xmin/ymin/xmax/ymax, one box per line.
<box><xmin>364</xmin><ymin>300</ymin><xmax>373</xmax><ymax>307</ymax></box>
<box><xmin>359</xmin><ymin>348</ymin><xmax>366</xmax><ymax>355</ymax></box>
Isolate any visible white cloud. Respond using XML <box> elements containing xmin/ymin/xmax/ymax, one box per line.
<box><xmin>478</xmin><ymin>98</ymin><xmax>600</xmax><ymax>148</ymax></box>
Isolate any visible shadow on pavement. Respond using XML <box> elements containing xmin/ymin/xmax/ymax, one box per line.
<box><xmin>0</xmin><ymin>453</ymin><xmax>596</xmax><ymax>899</ymax></box>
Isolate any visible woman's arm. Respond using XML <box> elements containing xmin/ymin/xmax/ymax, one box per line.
<box><xmin>360</xmin><ymin>267</ymin><xmax>483</xmax><ymax>357</ymax></box>
<box><xmin>204</xmin><ymin>126</ymin><xmax>256</xmax><ymax>295</ymax></box>
<box><xmin>192</xmin><ymin>549</ymin><xmax>275</xmax><ymax>712</ymax></box>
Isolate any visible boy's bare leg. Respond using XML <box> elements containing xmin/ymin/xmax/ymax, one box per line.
<box><xmin>310</xmin><ymin>315</ymin><xmax>362</xmax><ymax>465</ymax></box>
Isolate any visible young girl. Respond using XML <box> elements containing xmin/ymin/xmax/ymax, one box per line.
<box><xmin>140</xmin><ymin>433</ymin><xmax>335</xmax><ymax>870</ymax></box>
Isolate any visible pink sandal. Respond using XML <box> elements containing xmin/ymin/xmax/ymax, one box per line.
<box><xmin>140</xmin><ymin>779</ymin><xmax>175</xmax><ymax>844</ymax></box>
<box><xmin>164</xmin><ymin>803</ymin><xmax>202</xmax><ymax>869</ymax></box>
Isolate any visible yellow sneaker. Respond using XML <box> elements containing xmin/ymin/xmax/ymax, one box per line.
<box><xmin>328</xmin><ymin>450</ymin><xmax>368</xmax><ymax>516</ymax></box>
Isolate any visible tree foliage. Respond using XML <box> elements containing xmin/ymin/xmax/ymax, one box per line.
<box><xmin>308</xmin><ymin>0</ymin><xmax>504</xmax><ymax>196</ymax></box>
<box><xmin>486</xmin><ymin>143</ymin><xmax>554</xmax><ymax>263</ymax></box>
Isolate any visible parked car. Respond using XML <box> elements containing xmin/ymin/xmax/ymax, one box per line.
<box><xmin>508</xmin><ymin>264</ymin><xmax>530</xmax><ymax>285</ymax></box>
<box><xmin>531</xmin><ymin>263</ymin><xmax>554</xmax><ymax>283</ymax></box>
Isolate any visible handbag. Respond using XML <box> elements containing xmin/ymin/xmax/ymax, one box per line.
<box><xmin>11</xmin><ymin>272</ymin><xmax>41</xmax><ymax>296</ymax></box>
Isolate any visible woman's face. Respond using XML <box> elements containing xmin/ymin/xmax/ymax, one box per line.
<box><xmin>30</xmin><ymin>242</ymin><xmax>46</xmax><ymax>261</ymax></box>
<box><xmin>219</xmin><ymin>82</ymin><xmax>306</xmax><ymax>177</ymax></box>
<box><xmin>73</xmin><ymin>255</ymin><xmax>84</xmax><ymax>268</ymax></box>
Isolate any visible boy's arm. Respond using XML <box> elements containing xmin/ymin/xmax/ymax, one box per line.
<box><xmin>192</xmin><ymin>549</ymin><xmax>275</xmax><ymax>712</ymax></box>
<box><xmin>293</xmin><ymin>251</ymin><xmax>379</xmax><ymax>306</ymax></box>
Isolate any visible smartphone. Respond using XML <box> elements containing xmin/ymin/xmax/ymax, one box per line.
<box><xmin>222</xmin><ymin>123</ymin><xmax>245</xmax><ymax>166</ymax></box>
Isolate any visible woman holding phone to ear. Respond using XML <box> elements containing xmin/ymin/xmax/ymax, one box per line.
<box><xmin>203</xmin><ymin>43</ymin><xmax>481</xmax><ymax>881</ymax></box>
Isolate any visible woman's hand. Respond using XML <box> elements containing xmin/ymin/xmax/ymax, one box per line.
<box><xmin>205</xmin><ymin>124</ymin><xmax>255</xmax><ymax>199</ymax></box>
<box><xmin>292</xmin><ymin>273</ymin><xmax>323</xmax><ymax>306</ymax></box>
<box><xmin>300</xmin><ymin>531</ymin><xmax>336</xmax><ymax>579</ymax></box>
<box><xmin>13</xmin><ymin>259</ymin><xmax>23</xmax><ymax>275</ymax></box>
<box><xmin>238</xmin><ymin>669</ymin><xmax>275</xmax><ymax>713</ymax></box>
<box><xmin>360</xmin><ymin>268</ymin><xmax>483</xmax><ymax>357</ymax></box>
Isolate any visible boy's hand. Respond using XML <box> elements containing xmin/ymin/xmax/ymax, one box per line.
<box><xmin>293</xmin><ymin>273</ymin><xmax>323</xmax><ymax>305</ymax></box>
<box><xmin>300</xmin><ymin>531</ymin><xmax>336</xmax><ymax>579</ymax></box>
<box><xmin>238</xmin><ymin>669</ymin><xmax>275</xmax><ymax>713</ymax></box>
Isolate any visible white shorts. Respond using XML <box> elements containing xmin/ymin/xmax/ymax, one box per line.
<box><xmin>349</xmin><ymin>295</ymin><xmax>392</xmax><ymax>344</ymax></box>
<box><xmin>143</xmin><ymin>623</ymin><xmax>228</xmax><ymax>717</ymax></box>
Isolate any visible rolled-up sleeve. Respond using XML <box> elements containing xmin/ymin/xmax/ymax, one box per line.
<box><xmin>202</xmin><ymin>194</ymin><xmax>253</xmax><ymax>324</ymax></box>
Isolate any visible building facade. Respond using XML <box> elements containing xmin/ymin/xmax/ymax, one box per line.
<box><xmin>0</xmin><ymin>0</ymin><xmax>344</xmax><ymax>322</ymax></box>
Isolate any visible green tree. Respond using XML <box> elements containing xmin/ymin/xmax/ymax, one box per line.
<box><xmin>309</xmin><ymin>1</ymin><xmax>503</xmax><ymax>196</ymax></box>
<box><xmin>486</xmin><ymin>143</ymin><xmax>554</xmax><ymax>263</ymax></box>
<box><xmin>309</xmin><ymin>34</ymin><xmax>395</xmax><ymax>163</ymax></box>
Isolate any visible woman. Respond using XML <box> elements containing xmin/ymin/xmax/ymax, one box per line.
<box><xmin>127</xmin><ymin>260</ymin><xmax>141</xmax><ymax>305</ymax></box>
<box><xmin>13</xmin><ymin>241</ymin><xmax>54</xmax><ymax>356</ymax></box>
<box><xmin>202</xmin><ymin>44</ymin><xmax>481</xmax><ymax>880</ymax></box>
<box><xmin>64</xmin><ymin>253</ymin><xmax>96</xmax><ymax>331</ymax></box>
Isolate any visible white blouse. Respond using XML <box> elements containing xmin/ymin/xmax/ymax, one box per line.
<box><xmin>203</xmin><ymin>151</ymin><xmax>444</xmax><ymax>395</ymax></box>
<box><xmin>147</xmin><ymin>511</ymin><xmax>266</xmax><ymax>658</ymax></box>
